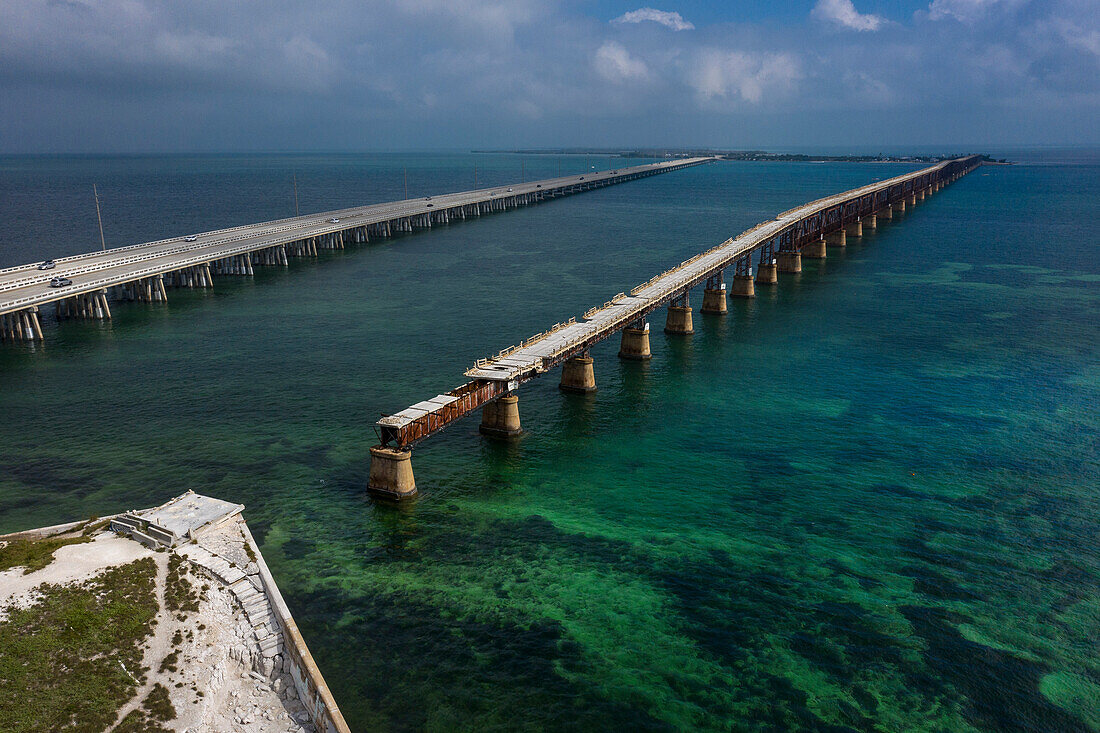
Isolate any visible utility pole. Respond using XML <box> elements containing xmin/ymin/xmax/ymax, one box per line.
<box><xmin>404</xmin><ymin>167</ymin><xmax>408</xmax><ymax>200</ymax></box>
<box><xmin>293</xmin><ymin>174</ymin><xmax>300</xmax><ymax>217</ymax></box>
<box><xmin>93</xmin><ymin>184</ymin><xmax>106</xmax><ymax>251</ymax></box>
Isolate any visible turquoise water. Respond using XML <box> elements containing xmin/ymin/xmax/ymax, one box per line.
<box><xmin>1</xmin><ymin>152</ymin><xmax>1098</xmax><ymax>731</ymax></box>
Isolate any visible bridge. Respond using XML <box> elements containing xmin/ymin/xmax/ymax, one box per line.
<box><xmin>0</xmin><ymin>157</ymin><xmax>712</xmax><ymax>342</ymax></box>
<box><xmin>368</xmin><ymin>155</ymin><xmax>985</xmax><ymax>499</ymax></box>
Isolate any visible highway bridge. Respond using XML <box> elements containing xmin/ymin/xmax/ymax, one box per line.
<box><xmin>368</xmin><ymin>155</ymin><xmax>985</xmax><ymax>499</ymax></box>
<box><xmin>0</xmin><ymin>157</ymin><xmax>712</xmax><ymax>341</ymax></box>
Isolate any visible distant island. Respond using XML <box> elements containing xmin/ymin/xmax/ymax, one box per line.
<box><xmin>473</xmin><ymin>148</ymin><xmax>1010</xmax><ymax>164</ymax></box>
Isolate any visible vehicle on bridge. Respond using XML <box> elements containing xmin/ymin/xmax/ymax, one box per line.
<box><xmin>184</xmin><ymin>235</ymin><xmax>197</xmax><ymax>242</ymax></box>
<box><xmin>37</xmin><ymin>260</ymin><xmax>56</xmax><ymax>270</ymax></box>
<box><xmin>48</xmin><ymin>276</ymin><xmax>72</xmax><ymax>288</ymax></box>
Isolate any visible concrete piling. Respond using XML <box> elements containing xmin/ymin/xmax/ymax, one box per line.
<box><xmin>701</xmin><ymin>284</ymin><xmax>728</xmax><ymax>314</ymax></box>
<box><xmin>619</xmin><ymin>323</ymin><xmax>652</xmax><ymax>360</ymax></box>
<box><xmin>803</xmin><ymin>239</ymin><xmax>827</xmax><ymax>259</ymax></box>
<box><xmin>845</xmin><ymin>220</ymin><xmax>862</xmax><ymax>237</ymax></box>
<box><xmin>665</xmin><ymin>294</ymin><xmax>694</xmax><ymax>335</ymax></box>
<box><xmin>776</xmin><ymin>251</ymin><xmax>802</xmax><ymax>273</ymax></box>
<box><xmin>480</xmin><ymin>394</ymin><xmax>522</xmax><ymax>438</ymax></box>
<box><xmin>826</xmin><ymin>230</ymin><xmax>847</xmax><ymax>247</ymax></box>
<box><xmin>755</xmin><ymin>262</ymin><xmax>778</xmax><ymax>285</ymax></box>
<box><xmin>368</xmin><ymin>447</ymin><xmax>417</xmax><ymax>499</ymax></box>
<box><xmin>865</xmin><ymin>214</ymin><xmax>877</xmax><ymax>230</ymax></box>
<box><xmin>559</xmin><ymin>354</ymin><xmax>596</xmax><ymax>394</ymax></box>
<box><xmin>730</xmin><ymin>274</ymin><xmax>755</xmax><ymax>298</ymax></box>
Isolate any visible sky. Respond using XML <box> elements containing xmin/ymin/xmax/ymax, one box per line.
<box><xmin>0</xmin><ymin>0</ymin><xmax>1096</xmax><ymax>153</ymax></box>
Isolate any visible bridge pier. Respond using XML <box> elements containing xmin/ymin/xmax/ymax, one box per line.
<box><xmin>731</xmin><ymin>274</ymin><xmax>755</xmax><ymax>298</ymax></box>
<box><xmin>827</xmin><ymin>230</ymin><xmax>846</xmax><ymax>247</ymax></box>
<box><xmin>776</xmin><ymin>251</ymin><xmax>802</xmax><ymax>273</ymax></box>
<box><xmin>118</xmin><ymin>276</ymin><xmax>168</xmax><ymax>303</ymax></box>
<box><xmin>892</xmin><ymin>200</ymin><xmax>906</xmax><ymax>213</ymax></box>
<box><xmin>700</xmin><ymin>273</ymin><xmax>727</xmax><ymax>314</ymax></box>
<box><xmin>618</xmin><ymin>322</ymin><xmax>652</xmax><ymax>360</ymax></box>
<box><xmin>560</xmin><ymin>352</ymin><xmax>596</xmax><ymax>394</ymax></box>
<box><xmin>755</xmin><ymin>261</ymin><xmax>778</xmax><ymax>285</ymax></box>
<box><xmin>878</xmin><ymin>206</ymin><xmax>893</xmax><ymax>220</ymax></box>
<box><xmin>480</xmin><ymin>394</ymin><xmax>522</xmax><ymax>438</ymax></box>
<box><xmin>163</xmin><ymin>264</ymin><xmax>213</xmax><ymax>288</ymax></box>
<box><xmin>865</xmin><ymin>214</ymin><xmax>877</xmax><ymax>230</ymax></box>
<box><xmin>1</xmin><ymin>307</ymin><xmax>44</xmax><ymax>342</ymax></box>
<box><xmin>803</xmin><ymin>238</ymin><xmax>827</xmax><ymax>259</ymax></box>
<box><xmin>665</xmin><ymin>293</ymin><xmax>694</xmax><ymax>335</ymax></box>
<box><xmin>845</xmin><ymin>220</ymin><xmax>862</xmax><ymax>237</ymax></box>
<box><xmin>908</xmin><ymin>193</ymin><xmax>917</xmax><ymax>206</ymax></box>
<box><xmin>368</xmin><ymin>447</ymin><xmax>417</xmax><ymax>500</ymax></box>
<box><xmin>57</xmin><ymin>289</ymin><xmax>112</xmax><ymax>318</ymax></box>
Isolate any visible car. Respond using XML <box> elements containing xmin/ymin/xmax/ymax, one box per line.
<box><xmin>579</xmin><ymin>176</ymin><xmax>585</xmax><ymax>180</ymax></box>
<box><xmin>184</xmin><ymin>235</ymin><xmax>197</xmax><ymax>242</ymax></box>
<box><xmin>507</xmin><ymin>188</ymin><xmax>514</xmax><ymax>192</ymax></box>
<box><xmin>536</xmin><ymin>184</ymin><xmax>542</xmax><ymax>188</ymax></box>
<box><xmin>425</xmin><ymin>196</ymin><xmax>432</xmax><ymax>201</ymax></box>
<box><xmin>426</xmin><ymin>203</ymin><xmax>433</xmax><ymax>207</ymax></box>
<box><xmin>48</xmin><ymin>277</ymin><xmax>72</xmax><ymax>288</ymax></box>
<box><xmin>37</xmin><ymin>260</ymin><xmax>56</xmax><ymax>270</ymax></box>
<box><xmin>329</xmin><ymin>218</ymin><xmax>340</xmax><ymax>223</ymax></box>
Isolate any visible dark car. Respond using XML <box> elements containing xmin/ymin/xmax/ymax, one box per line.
<box><xmin>37</xmin><ymin>260</ymin><xmax>56</xmax><ymax>270</ymax></box>
<box><xmin>48</xmin><ymin>276</ymin><xmax>72</xmax><ymax>288</ymax></box>
<box><xmin>426</xmin><ymin>203</ymin><xmax>433</xmax><ymax>207</ymax></box>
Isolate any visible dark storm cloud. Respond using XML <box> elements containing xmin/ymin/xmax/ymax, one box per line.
<box><xmin>0</xmin><ymin>0</ymin><xmax>1096</xmax><ymax>151</ymax></box>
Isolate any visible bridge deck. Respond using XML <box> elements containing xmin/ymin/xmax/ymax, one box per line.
<box><xmin>378</xmin><ymin>155</ymin><xmax>983</xmax><ymax>447</ymax></box>
<box><xmin>0</xmin><ymin>157</ymin><xmax>712</xmax><ymax>317</ymax></box>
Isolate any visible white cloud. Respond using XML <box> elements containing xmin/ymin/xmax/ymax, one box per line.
<box><xmin>612</xmin><ymin>8</ymin><xmax>694</xmax><ymax>32</ymax></box>
<box><xmin>927</xmin><ymin>0</ymin><xmax>1014</xmax><ymax>23</ymax></box>
<box><xmin>594</xmin><ymin>41</ymin><xmax>650</xmax><ymax>83</ymax></box>
<box><xmin>691</xmin><ymin>49</ymin><xmax>801</xmax><ymax>104</ymax></box>
<box><xmin>812</xmin><ymin>0</ymin><xmax>887</xmax><ymax>31</ymax></box>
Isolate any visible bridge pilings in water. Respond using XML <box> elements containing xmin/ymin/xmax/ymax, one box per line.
<box><xmin>479</xmin><ymin>394</ymin><xmax>522</xmax><ymax>438</ymax></box>
<box><xmin>665</xmin><ymin>293</ymin><xmax>694</xmax><ymax>335</ymax></box>
<box><xmin>0</xmin><ymin>306</ymin><xmax>44</xmax><ymax>342</ymax></box>
<box><xmin>803</xmin><ymin>238</ymin><xmax>827</xmax><ymax>259</ymax></box>
<box><xmin>776</xmin><ymin>251</ymin><xmax>802</xmax><ymax>273</ymax></box>
<box><xmin>730</xmin><ymin>274</ymin><xmax>755</xmax><ymax>298</ymax></box>
<box><xmin>619</xmin><ymin>323</ymin><xmax>652</xmax><ymax>360</ymax></box>
<box><xmin>560</xmin><ymin>354</ymin><xmax>597</xmax><ymax>394</ymax></box>
<box><xmin>368</xmin><ymin>447</ymin><xmax>417</xmax><ymax>499</ymax></box>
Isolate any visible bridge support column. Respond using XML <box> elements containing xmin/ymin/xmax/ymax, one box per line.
<box><xmin>776</xmin><ymin>251</ymin><xmax>802</xmax><ymax>273</ymax></box>
<box><xmin>908</xmin><ymin>193</ymin><xmax>917</xmax><ymax>206</ymax></box>
<box><xmin>879</xmin><ymin>206</ymin><xmax>893</xmax><ymax>220</ymax></box>
<box><xmin>845</xmin><ymin>221</ymin><xmax>862</xmax><ymax>237</ymax></box>
<box><xmin>827</xmin><ymin>230</ymin><xmax>846</xmax><ymax>247</ymax></box>
<box><xmin>368</xmin><ymin>447</ymin><xmax>417</xmax><ymax>500</ymax></box>
<box><xmin>665</xmin><ymin>295</ymin><xmax>694</xmax><ymax>335</ymax></box>
<box><xmin>803</xmin><ymin>239</ymin><xmax>827</xmax><ymax>259</ymax></box>
<box><xmin>731</xmin><ymin>274</ymin><xmax>755</xmax><ymax>298</ymax></box>
<box><xmin>865</xmin><ymin>214</ymin><xmax>877</xmax><ymax>230</ymax></box>
<box><xmin>1</xmin><ymin>307</ymin><xmax>44</xmax><ymax>342</ymax></box>
<box><xmin>619</xmin><ymin>322</ymin><xmax>652</xmax><ymax>360</ymax></box>
<box><xmin>480</xmin><ymin>394</ymin><xmax>522</xmax><ymax>439</ymax></box>
<box><xmin>560</xmin><ymin>353</ymin><xmax>596</xmax><ymax>394</ymax></box>
<box><xmin>58</xmin><ymin>289</ymin><xmax>112</xmax><ymax>319</ymax></box>
<box><xmin>755</xmin><ymin>262</ymin><xmax>778</xmax><ymax>285</ymax></box>
<box><xmin>893</xmin><ymin>200</ymin><xmax>906</xmax><ymax>213</ymax></box>
<box><xmin>700</xmin><ymin>273</ymin><xmax>727</xmax><ymax>314</ymax></box>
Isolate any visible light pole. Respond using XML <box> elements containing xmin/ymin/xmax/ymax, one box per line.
<box><xmin>93</xmin><ymin>184</ymin><xmax>106</xmax><ymax>251</ymax></box>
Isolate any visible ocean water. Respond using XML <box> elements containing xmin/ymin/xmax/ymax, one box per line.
<box><xmin>0</xmin><ymin>151</ymin><xmax>1098</xmax><ymax>732</ymax></box>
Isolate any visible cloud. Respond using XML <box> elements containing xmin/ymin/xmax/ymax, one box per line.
<box><xmin>812</xmin><ymin>0</ymin><xmax>887</xmax><ymax>31</ymax></box>
<box><xmin>594</xmin><ymin>41</ymin><xmax>650</xmax><ymax>82</ymax></box>
<box><xmin>691</xmin><ymin>49</ymin><xmax>802</xmax><ymax>104</ymax></box>
<box><xmin>926</xmin><ymin>0</ymin><xmax>1020</xmax><ymax>23</ymax></box>
<box><xmin>612</xmin><ymin>8</ymin><xmax>694</xmax><ymax>32</ymax></box>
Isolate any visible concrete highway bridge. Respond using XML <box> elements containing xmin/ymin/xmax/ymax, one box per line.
<box><xmin>369</xmin><ymin>155</ymin><xmax>985</xmax><ymax>498</ymax></box>
<box><xmin>0</xmin><ymin>157</ymin><xmax>711</xmax><ymax>341</ymax></box>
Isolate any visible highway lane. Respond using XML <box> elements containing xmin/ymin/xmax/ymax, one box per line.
<box><xmin>0</xmin><ymin>158</ymin><xmax>712</xmax><ymax>315</ymax></box>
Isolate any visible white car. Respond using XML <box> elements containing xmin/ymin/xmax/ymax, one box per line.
<box><xmin>329</xmin><ymin>218</ymin><xmax>340</xmax><ymax>223</ymax></box>
<box><xmin>184</xmin><ymin>235</ymin><xmax>197</xmax><ymax>242</ymax></box>
<box><xmin>507</xmin><ymin>188</ymin><xmax>513</xmax><ymax>192</ymax></box>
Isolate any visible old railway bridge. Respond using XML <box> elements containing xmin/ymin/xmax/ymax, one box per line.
<box><xmin>0</xmin><ymin>157</ymin><xmax>709</xmax><ymax>341</ymax></box>
<box><xmin>368</xmin><ymin>155</ymin><xmax>984</xmax><ymax>498</ymax></box>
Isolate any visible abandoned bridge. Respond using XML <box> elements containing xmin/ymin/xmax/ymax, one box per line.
<box><xmin>368</xmin><ymin>155</ymin><xmax>984</xmax><ymax>498</ymax></box>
